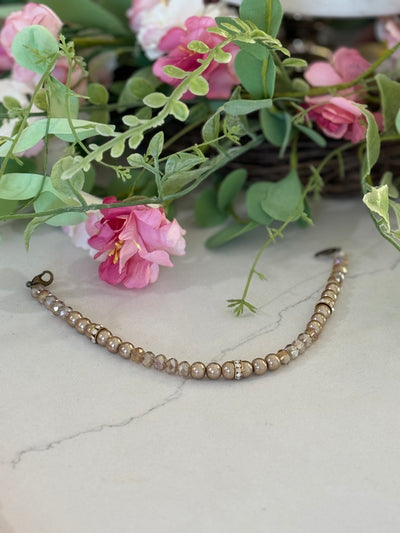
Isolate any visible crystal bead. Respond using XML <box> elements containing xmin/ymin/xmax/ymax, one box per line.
<box><xmin>166</xmin><ymin>358</ymin><xmax>178</xmax><ymax>375</ymax></box>
<box><xmin>234</xmin><ymin>360</ymin><xmax>243</xmax><ymax>380</ymax></box>
<box><xmin>321</xmin><ymin>289</ymin><xmax>337</xmax><ymax>301</ymax></box>
<box><xmin>285</xmin><ymin>344</ymin><xmax>299</xmax><ymax>359</ymax></box>
<box><xmin>311</xmin><ymin>313</ymin><xmax>327</xmax><ymax>326</ymax></box>
<box><xmin>132</xmin><ymin>347</ymin><xmax>145</xmax><ymax>364</ymax></box>
<box><xmin>319</xmin><ymin>297</ymin><xmax>335</xmax><ymax>311</ymax></box>
<box><xmin>37</xmin><ymin>290</ymin><xmax>51</xmax><ymax>304</ymax></box>
<box><xmin>142</xmin><ymin>351</ymin><xmax>155</xmax><ymax>368</ymax></box>
<box><xmin>293</xmin><ymin>338</ymin><xmax>306</xmax><ymax>354</ymax></box>
<box><xmin>178</xmin><ymin>361</ymin><xmax>191</xmax><ymax>378</ymax></box>
<box><xmin>297</xmin><ymin>332</ymin><xmax>312</xmax><ymax>348</ymax></box>
<box><xmin>66</xmin><ymin>311</ymin><xmax>83</xmax><ymax>327</ymax></box>
<box><xmin>44</xmin><ymin>294</ymin><xmax>57</xmax><ymax>309</ymax></box>
<box><xmin>326</xmin><ymin>282</ymin><xmax>341</xmax><ymax>295</ymax></box>
<box><xmin>154</xmin><ymin>354</ymin><xmax>167</xmax><ymax>371</ymax></box>
<box><xmin>31</xmin><ymin>284</ymin><xmax>44</xmax><ymax>298</ymax></box>
<box><xmin>50</xmin><ymin>299</ymin><xmax>65</xmax><ymax>316</ymax></box>
<box><xmin>59</xmin><ymin>306</ymin><xmax>72</xmax><ymax>319</ymax></box>
<box><xmin>307</xmin><ymin>320</ymin><xmax>323</xmax><ymax>334</ymax></box>
<box><xmin>314</xmin><ymin>303</ymin><xmax>331</xmax><ymax>318</ymax></box>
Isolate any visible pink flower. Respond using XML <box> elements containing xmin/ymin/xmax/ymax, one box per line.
<box><xmin>128</xmin><ymin>0</ymin><xmax>160</xmax><ymax>32</ymax></box>
<box><xmin>153</xmin><ymin>16</ymin><xmax>239</xmax><ymax>99</ymax></box>
<box><xmin>88</xmin><ymin>198</ymin><xmax>186</xmax><ymax>288</ymax></box>
<box><xmin>0</xmin><ymin>45</ymin><xmax>13</xmax><ymax>72</ymax></box>
<box><xmin>383</xmin><ymin>18</ymin><xmax>400</xmax><ymax>59</ymax></box>
<box><xmin>63</xmin><ymin>212</ymin><xmax>101</xmax><ymax>257</ymax></box>
<box><xmin>304</xmin><ymin>47</ymin><xmax>380</xmax><ymax>142</ymax></box>
<box><xmin>0</xmin><ymin>3</ymin><xmax>62</xmax><ymax>58</ymax></box>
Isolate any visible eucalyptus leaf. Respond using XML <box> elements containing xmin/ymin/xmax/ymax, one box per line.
<box><xmin>33</xmin><ymin>191</ymin><xmax>87</xmax><ymax>226</ymax></box>
<box><xmin>194</xmin><ymin>187</ymin><xmax>228</xmax><ymax>227</ymax></box>
<box><xmin>235</xmin><ymin>50</ymin><xmax>275</xmax><ymax>99</ymax></box>
<box><xmin>11</xmin><ymin>25</ymin><xmax>59</xmax><ymax>75</ymax></box>
<box><xmin>282</xmin><ymin>58</ymin><xmax>308</xmax><ymax>68</ymax></box>
<box><xmin>51</xmin><ymin>156</ymin><xmax>85</xmax><ymax>197</ymax></box>
<box><xmin>376</xmin><ymin>73</ymin><xmax>400</xmax><ymax>135</ymax></box>
<box><xmin>246</xmin><ymin>182</ymin><xmax>273</xmax><ymax>225</ymax></box>
<box><xmin>24</xmin><ymin>215</ymin><xmax>53</xmax><ymax>250</ymax></box>
<box><xmin>363</xmin><ymin>185</ymin><xmax>390</xmax><ymax>230</ymax></box>
<box><xmin>239</xmin><ymin>0</ymin><xmax>283</xmax><ymax>37</ymax></box>
<box><xmin>0</xmin><ymin>173</ymin><xmax>46</xmax><ymax>200</ymax></box>
<box><xmin>46</xmin><ymin>76</ymin><xmax>79</xmax><ymax>119</ymax></box>
<box><xmin>261</xmin><ymin>169</ymin><xmax>303</xmax><ymax>221</ymax></box>
<box><xmin>217</xmin><ymin>168</ymin><xmax>247</xmax><ymax>212</ymax></box>
<box><xmin>260</xmin><ymin>108</ymin><xmax>291</xmax><ymax>147</ymax></box>
<box><xmin>206</xmin><ymin>221</ymin><xmax>259</xmax><ymax>248</ymax></box>
<box><xmin>224</xmin><ymin>98</ymin><xmax>272</xmax><ymax>115</ymax></box>
<box><xmin>358</xmin><ymin>105</ymin><xmax>380</xmax><ymax>181</ymax></box>
<box><xmin>88</xmin><ymin>83</ymin><xmax>109</xmax><ymax>105</ymax></box>
<box><xmin>296</xmin><ymin>124</ymin><xmax>327</xmax><ymax>148</ymax></box>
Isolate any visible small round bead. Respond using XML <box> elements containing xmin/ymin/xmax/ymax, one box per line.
<box><xmin>206</xmin><ymin>362</ymin><xmax>222</xmax><ymax>380</ymax></box>
<box><xmin>142</xmin><ymin>351</ymin><xmax>155</xmax><ymax>368</ymax></box>
<box><xmin>75</xmin><ymin>317</ymin><xmax>91</xmax><ymax>334</ymax></box>
<box><xmin>314</xmin><ymin>303</ymin><xmax>331</xmax><ymax>318</ymax></box>
<box><xmin>311</xmin><ymin>313</ymin><xmax>327</xmax><ymax>326</ymax></box>
<box><xmin>277</xmin><ymin>349</ymin><xmax>291</xmax><ymax>365</ymax></box>
<box><xmin>166</xmin><ymin>358</ymin><xmax>178</xmax><ymax>375</ymax></box>
<box><xmin>191</xmin><ymin>362</ymin><xmax>206</xmax><ymax>380</ymax></box>
<box><xmin>96</xmin><ymin>328</ymin><xmax>112</xmax><ymax>346</ymax></box>
<box><xmin>321</xmin><ymin>289</ymin><xmax>337</xmax><ymax>301</ymax></box>
<box><xmin>326</xmin><ymin>282</ymin><xmax>341</xmax><ymax>295</ymax></box>
<box><xmin>66</xmin><ymin>310</ymin><xmax>83</xmax><ymax>327</ymax></box>
<box><xmin>178</xmin><ymin>361</ymin><xmax>191</xmax><ymax>378</ymax></box>
<box><xmin>44</xmin><ymin>294</ymin><xmax>57</xmax><ymax>309</ymax></box>
<box><xmin>307</xmin><ymin>320</ymin><xmax>323</xmax><ymax>334</ymax></box>
<box><xmin>332</xmin><ymin>264</ymin><xmax>348</xmax><ymax>274</ymax></box>
<box><xmin>305</xmin><ymin>327</ymin><xmax>319</xmax><ymax>341</ymax></box>
<box><xmin>297</xmin><ymin>332</ymin><xmax>312</xmax><ymax>348</ymax></box>
<box><xmin>132</xmin><ymin>347</ymin><xmax>145</xmax><ymax>364</ymax></box>
<box><xmin>118</xmin><ymin>342</ymin><xmax>134</xmax><ymax>359</ymax></box>
<box><xmin>154</xmin><ymin>354</ymin><xmax>167</xmax><ymax>371</ymax></box>
<box><xmin>50</xmin><ymin>300</ymin><xmax>65</xmax><ymax>316</ymax></box>
<box><xmin>106</xmin><ymin>336</ymin><xmax>122</xmax><ymax>353</ymax></box>
<box><xmin>31</xmin><ymin>284</ymin><xmax>44</xmax><ymax>298</ymax></box>
<box><xmin>221</xmin><ymin>361</ymin><xmax>235</xmax><ymax>380</ymax></box>
<box><xmin>242</xmin><ymin>361</ymin><xmax>253</xmax><ymax>378</ymax></box>
<box><xmin>252</xmin><ymin>357</ymin><xmax>268</xmax><ymax>375</ymax></box>
<box><xmin>59</xmin><ymin>306</ymin><xmax>72</xmax><ymax>319</ymax></box>
<box><xmin>37</xmin><ymin>290</ymin><xmax>51</xmax><ymax>304</ymax></box>
<box><xmin>265</xmin><ymin>353</ymin><xmax>281</xmax><ymax>370</ymax></box>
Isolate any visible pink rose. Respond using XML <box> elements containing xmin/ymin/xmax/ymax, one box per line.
<box><xmin>127</xmin><ymin>0</ymin><xmax>160</xmax><ymax>32</ymax></box>
<box><xmin>88</xmin><ymin>197</ymin><xmax>186</xmax><ymax>288</ymax></box>
<box><xmin>304</xmin><ymin>47</ymin><xmax>381</xmax><ymax>142</ymax></box>
<box><xmin>0</xmin><ymin>45</ymin><xmax>13</xmax><ymax>72</ymax></box>
<box><xmin>0</xmin><ymin>2</ymin><xmax>62</xmax><ymax>57</ymax></box>
<box><xmin>383</xmin><ymin>18</ymin><xmax>400</xmax><ymax>59</ymax></box>
<box><xmin>153</xmin><ymin>16</ymin><xmax>239</xmax><ymax>99</ymax></box>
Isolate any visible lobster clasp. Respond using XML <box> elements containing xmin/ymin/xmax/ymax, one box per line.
<box><xmin>26</xmin><ymin>270</ymin><xmax>54</xmax><ymax>288</ymax></box>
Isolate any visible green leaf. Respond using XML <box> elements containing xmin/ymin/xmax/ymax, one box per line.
<box><xmin>217</xmin><ymin>168</ymin><xmax>247</xmax><ymax>212</ymax></box>
<box><xmin>169</xmin><ymin>101</ymin><xmax>189</xmax><ymax>121</ymax></box>
<box><xmin>206</xmin><ymin>221</ymin><xmax>259</xmax><ymax>248</ymax></box>
<box><xmin>143</xmin><ymin>92</ymin><xmax>167</xmax><ymax>108</ymax></box>
<box><xmin>44</xmin><ymin>0</ymin><xmax>129</xmax><ymax>35</ymax></box>
<box><xmin>396</xmin><ymin>109</ymin><xmax>400</xmax><ymax>134</ymax></box>
<box><xmin>239</xmin><ymin>0</ymin><xmax>283</xmax><ymax>37</ymax></box>
<box><xmin>235</xmin><ymin>50</ymin><xmax>276</xmax><ymax>99</ymax></box>
<box><xmin>358</xmin><ymin>106</ymin><xmax>380</xmax><ymax>181</ymax></box>
<box><xmin>0</xmin><ymin>173</ymin><xmax>46</xmax><ymax>200</ymax></box>
<box><xmin>194</xmin><ymin>188</ymin><xmax>228</xmax><ymax>227</ymax></box>
<box><xmin>260</xmin><ymin>107</ymin><xmax>291</xmax><ymax>147</ymax></box>
<box><xmin>202</xmin><ymin>112</ymin><xmax>221</xmax><ymax>143</ymax></box>
<box><xmin>119</xmin><ymin>72</ymin><xmax>158</xmax><ymax>105</ymax></box>
<box><xmin>214</xmin><ymin>48</ymin><xmax>232</xmax><ymax>63</ymax></box>
<box><xmin>282</xmin><ymin>57</ymin><xmax>308</xmax><ymax>68</ymax></box>
<box><xmin>33</xmin><ymin>191</ymin><xmax>86</xmax><ymax>226</ymax></box>
<box><xmin>296</xmin><ymin>124</ymin><xmax>327</xmax><ymax>148</ymax></box>
<box><xmin>224</xmin><ymin>98</ymin><xmax>272</xmax><ymax>115</ymax></box>
<box><xmin>88</xmin><ymin>83</ymin><xmax>109</xmax><ymax>105</ymax></box>
<box><xmin>24</xmin><ymin>215</ymin><xmax>53</xmax><ymax>250</ymax></box>
<box><xmin>110</xmin><ymin>137</ymin><xmax>126</xmax><ymax>158</ymax></box>
<box><xmin>189</xmin><ymin>76</ymin><xmax>210</xmax><ymax>96</ymax></box>
<box><xmin>51</xmin><ymin>156</ymin><xmax>84</xmax><ymax>197</ymax></box>
<box><xmin>187</xmin><ymin>40</ymin><xmax>210</xmax><ymax>53</ymax></box>
<box><xmin>261</xmin><ymin>169</ymin><xmax>303</xmax><ymax>221</ymax></box>
<box><xmin>162</xmin><ymin>169</ymin><xmax>202</xmax><ymax>196</ymax></box>
<box><xmin>246</xmin><ymin>182</ymin><xmax>273</xmax><ymax>225</ymax></box>
<box><xmin>0</xmin><ymin>198</ymin><xmax>18</xmax><ymax>216</ymax></box>
<box><xmin>162</xmin><ymin>65</ymin><xmax>187</xmax><ymax>79</ymax></box>
<box><xmin>3</xmin><ymin>97</ymin><xmax>21</xmax><ymax>111</ymax></box>
<box><xmin>11</xmin><ymin>25</ymin><xmax>59</xmax><ymax>75</ymax></box>
<box><xmin>376</xmin><ymin>73</ymin><xmax>400</xmax><ymax>135</ymax></box>
<box><xmin>380</xmin><ymin>171</ymin><xmax>399</xmax><ymax>199</ymax></box>
<box><xmin>164</xmin><ymin>152</ymin><xmax>204</xmax><ymax>174</ymax></box>
<box><xmin>46</xmin><ymin>76</ymin><xmax>79</xmax><ymax>119</ymax></box>
<box><xmin>147</xmin><ymin>131</ymin><xmax>164</xmax><ymax>159</ymax></box>
<box><xmin>363</xmin><ymin>184</ymin><xmax>390</xmax><ymax>230</ymax></box>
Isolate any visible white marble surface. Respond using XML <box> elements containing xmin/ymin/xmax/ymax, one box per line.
<box><xmin>1</xmin><ymin>198</ymin><xmax>400</xmax><ymax>533</ymax></box>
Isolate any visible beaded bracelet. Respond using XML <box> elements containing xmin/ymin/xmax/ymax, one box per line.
<box><xmin>26</xmin><ymin>249</ymin><xmax>348</xmax><ymax>381</ymax></box>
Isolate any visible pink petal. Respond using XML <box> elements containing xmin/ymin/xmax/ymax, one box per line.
<box><xmin>333</xmin><ymin>47</ymin><xmax>370</xmax><ymax>82</ymax></box>
<box><xmin>304</xmin><ymin>62</ymin><xmax>343</xmax><ymax>87</ymax></box>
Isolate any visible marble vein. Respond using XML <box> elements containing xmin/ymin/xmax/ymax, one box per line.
<box><xmin>9</xmin><ymin>382</ymin><xmax>185</xmax><ymax>470</ymax></box>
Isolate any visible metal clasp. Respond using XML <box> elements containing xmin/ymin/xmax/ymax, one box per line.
<box><xmin>26</xmin><ymin>270</ymin><xmax>54</xmax><ymax>288</ymax></box>
<box><xmin>314</xmin><ymin>247</ymin><xmax>342</xmax><ymax>258</ymax></box>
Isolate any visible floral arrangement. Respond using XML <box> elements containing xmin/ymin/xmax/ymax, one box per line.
<box><xmin>0</xmin><ymin>0</ymin><xmax>400</xmax><ymax>314</ymax></box>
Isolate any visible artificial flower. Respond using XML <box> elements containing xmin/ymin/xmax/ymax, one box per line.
<box><xmin>304</xmin><ymin>47</ymin><xmax>381</xmax><ymax>142</ymax></box>
<box><xmin>383</xmin><ymin>17</ymin><xmax>400</xmax><ymax>59</ymax></box>
<box><xmin>0</xmin><ymin>78</ymin><xmax>43</xmax><ymax>156</ymax></box>
<box><xmin>128</xmin><ymin>0</ymin><xmax>204</xmax><ymax>60</ymax></box>
<box><xmin>153</xmin><ymin>16</ymin><xmax>239</xmax><ymax>99</ymax></box>
<box><xmin>0</xmin><ymin>2</ymin><xmax>62</xmax><ymax>58</ymax></box>
<box><xmin>87</xmin><ymin>197</ymin><xmax>186</xmax><ymax>288</ymax></box>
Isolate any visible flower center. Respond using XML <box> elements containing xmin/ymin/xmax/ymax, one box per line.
<box><xmin>109</xmin><ymin>240</ymin><xmax>124</xmax><ymax>264</ymax></box>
